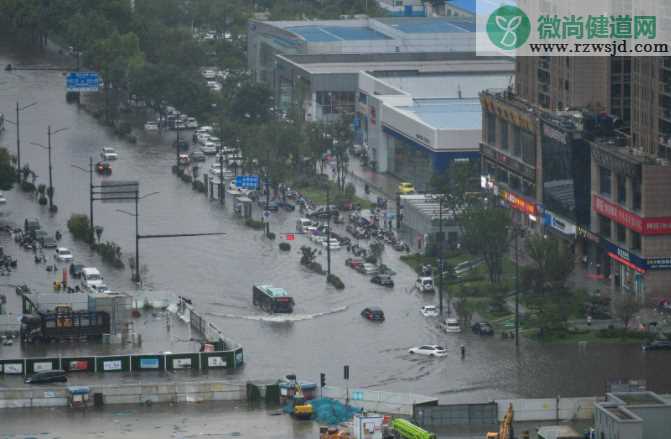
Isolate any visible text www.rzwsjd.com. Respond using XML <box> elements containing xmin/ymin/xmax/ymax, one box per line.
<box><xmin>528</xmin><ymin>39</ymin><xmax>669</xmax><ymax>55</ymax></box>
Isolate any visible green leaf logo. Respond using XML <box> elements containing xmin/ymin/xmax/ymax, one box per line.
<box><xmin>487</xmin><ymin>5</ymin><xmax>531</xmax><ymax>50</ymax></box>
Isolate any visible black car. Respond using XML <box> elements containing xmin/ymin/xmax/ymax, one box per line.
<box><xmin>642</xmin><ymin>340</ymin><xmax>671</xmax><ymax>351</ymax></box>
<box><xmin>278</xmin><ymin>201</ymin><xmax>295</xmax><ymax>211</ymax></box>
<box><xmin>307</xmin><ymin>206</ymin><xmax>339</xmax><ymax>219</ymax></box>
<box><xmin>361</xmin><ymin>307</ymin><xmax>385</xmax><ymax>321</ymax></box>
<box><xmin>371</xmin><ymin>275</ymin><xmax>394</xmax><ymax>288</ymax></box>
<box><xmin>472</xmin><ymin>321</ymin><xmax>494</xmax><ymax>336</ymax></box>
<box><xmin>25</xmin><ymin>369</ymin><xmax>67</xmax><ymax>384</ymax></box>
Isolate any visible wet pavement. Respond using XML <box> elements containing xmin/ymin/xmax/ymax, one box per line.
<box><xmin>2</xmin><ymin>40</ymin><xmax>671</xmax><ymax>405</ymax></box>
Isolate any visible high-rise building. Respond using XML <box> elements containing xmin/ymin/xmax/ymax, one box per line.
<box><xmin>515</xmin><ymin>57</ymin><xmax>631</xmax><ymax>125</ymax></box>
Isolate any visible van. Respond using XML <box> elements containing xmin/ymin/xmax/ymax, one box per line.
<box><xmin>25</xmin><ymin>369</ymin><xmax>67</xmax><ymax>384</ymax></box>
<box><xmin>296</xmin><ymin>218</ymin><xmax>315</xmax><ymax>233</ymax></box>
<box><xmin>81</xmin><ymin>267</ymin><xmax>103</xmax><ymax>291</ymax></box>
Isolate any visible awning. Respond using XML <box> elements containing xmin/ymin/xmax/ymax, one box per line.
<box><xmin>608</xmin><ymin>252</ymin><xmax>646</xmax><ymax>274</ymax></box>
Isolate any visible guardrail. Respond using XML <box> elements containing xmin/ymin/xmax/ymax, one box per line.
<box><xmin>0</xmin><ymin>348</ymin><xmax>243</xmax><ymax>377</ymax></box>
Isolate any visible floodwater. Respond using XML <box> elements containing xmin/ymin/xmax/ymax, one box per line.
<box><xmin>1</xmin><ymin>40</ymin><xmax>671</xmax><ymax>404</ymax></box>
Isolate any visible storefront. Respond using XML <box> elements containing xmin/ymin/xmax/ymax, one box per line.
<box><xmin>500</xmin><ymin>189</ymin><xmax>540</xmax><ymax>229</ymax></box>
<box><xmin>600</xmin><ymin>239</ymin><xmax>647</xmax><ymax>299</ymax></box>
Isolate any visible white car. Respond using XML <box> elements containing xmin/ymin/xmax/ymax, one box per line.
<box><xmin>200</xmin><ymin>142</ymin><xmax>217</xmax><ymax>154</ymax></box>
<box><xmin>196</xmin><ymin>132</ymin><xmax>211</xmax><ymax>144</ymax></box>
<box><xmin>0</xmin><ymin>192</ymin><xmax>6</xmax><ymax>204</ymax></box>
<box><xmin>207</xmin><ymin>80</ymin><xmax>222</xmax><ymax>91</ymax></box>
<box><xmin>174</xmin><ymin>120</ymin><xmax>186</xmax><ymax>130</ymax></box>
<box><xmin>321</xmin><ymin>238</ymin><xmax>341</xmax><ymax>250</ymax></box>
<box><xmin>408</xmin><ymin>345</ymin><xmax>448</xmax><ymax>357</ymax></box>
<box><xmin>144</xmin><ymin>121</ymin><xmax>159</xmax><ymax>131</ymax></box>
<box><xmin>416</xmin><ymin>277</ymin><xmax>435</xmax><ymax>293</ymax></box>
<box><xmin>101</xmin><ymin>147</ymin><xmax>118</xmax><ymax>160</ymax></box>
<box><xmin>420</xmin><ymin>305</ymin><xmax>439</xmax><ymax>317</ymax></box>
<box><xmin>55</xmin><ymin>247</ymin><xmax>73</xmax><ymax>262</ymax></box>
<box><xmin>93</xmin><ymin>284</ymin><xmax>112</xmax><ymax>294</ymax></box>
<box><xmin>186</xmin><ymin>117</ymin><xmax>198</xmax><ymax>129</ymax></box>
<box><xmin>202</xmin><ymin>69</ymin><xmax>216</xmax><ymax>79</ymax></box>
<box><xmin>444</xmin><ymin>318</ymin><xmax>462</xmax><ymax>333</ymax></box>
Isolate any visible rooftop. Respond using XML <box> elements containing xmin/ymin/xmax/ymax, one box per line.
<box><xmin>382</xmin><ymin>72</ymin><xmax>513</xmax><ymax>99</ymax></box>
<box><xmin>397</xmin><ymin>98</ymin><xmax>482</xmax><ymax>130</ymax></box>
<box><xmin>604</xmin><ymin>406</ymin><xmax>638</xmax><ymax>421</ymax></box>
<box><xmin>377</xmin><ymin>17</ymin><xmax>475</xmax><ymax>33</ymax></box>
<box><xmin>286</xmin><ymin>25</ymin><xmax>390</xmax><ymax>42</ymax></box>
<box><xmin>400</xmin><ymin>194</ymin><xmax>457</xmax><ymax>220</ymax></box>
<box><xmin>612</xmin><ymin>392</ymin><xmax>669</xmax><ymax>406</ymax></box>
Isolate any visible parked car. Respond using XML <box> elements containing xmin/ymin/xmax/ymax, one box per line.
<box><xmin>642</xmin><ymin>340</ymin><xmax>671</xmax><ymax>351</ymax></box>
<box><xmin>0</xmin><ymin>192</ymin><xmax>7</xmax><ymax>204</ymax></box>
<box><xmin>55</xmin><ymin>247</ymin><xmax>73</xmax><ymax>262</ymax></box>
<box><xmin>345</xmin><ymin>258</ymin><xmax>364</xmax><ymax>269</ymax></box>
<box><xmin>361</xmin><ymin>306</ymin><xmax>385</xmax><ymax>321</ymax></box>
<box><xmin>357</xmin><ymin>263</ymin><xmax>379</xmax><ymax>275</ymax></box>
<box><xmin>371</xmin><ymin>275</ymin><xmax>394</xmax><ymax>288</ymax></box>
<box><xmin>144</xmin><ymin>121</ymin><xmax>159</xmax><ymax>131</ymax></box>
<box><xmin>100</xmin><ymin>147</ymin><xmax>118</xmax><ymax>160</ymax></box>
<box><xmin>443</xmin><ymin>318</ymin><xmax>462</xmax><ymax>333</ymax></box>
<box><xmin>398</xmin><ymin>182</ymin><xmax>415</xmax><ymax>194</ymax></box>
<box><xmin>200</xmin><ymin>142</ymin><xmax>217</xmax><ymax>154</ymax></box>
<box><xmin>420</xmin><ymin>305</ymin><xmax>439</xmax><ymax>317</ymax></box>
<box><xmin>321</xmin><ymin>238</ymin><xmax>341</xmax><ymax>250</ymax></box>
<box><xmin>185</xmin><ymin>117</ymin><xmax>198</xmax><ymax>129</ymax></box>
<box><xmin>416</xmin><ymin>277</ymin><xmax>435</xmax><ymax>292</ymax></box>
<box><xmin>25</xmin><ymin>369</ymin><xmax>67</xmax><ymax>384</ymax></box>
<box><xmin>472</xmin><ymin>321</ymin><xmax>494</xmax><ymax>336</ymax></box>
<box><xmin>408</xmin><ymin>345</ymin><xmax>447</xmax><ymax>357</ymax></box>
<box><xmin>189</xmin><ymin>151</ymin><xmax>207</xmax><ymax>162</ymax></box>
<box><xmin>307</xmin><ymin>206</ymin><xmax>339</xmax><ymax>219</ymax></box>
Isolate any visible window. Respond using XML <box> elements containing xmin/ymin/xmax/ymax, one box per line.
<box><xmin>616</xmin><ymin>223</ymin><xmax>626</xmax><ymax>243</ymax></box>
<box><xmin>599</xmin><ymin>215</ymin><xmax>612</xmax><ymax>237</ymax></box>
<box><xmin>486</xmin><ymin>112</ymin><xmax>496</xmax><ymax>144</ymax></box>
<box><xmin>358</xmin><ymin>93</ymin><xmax>367</xmax><ymax>104</ymax></box>
<box><xmin>632</xmin><ymin>177</ymin><xmax>642</xmax><ymax>210</ymax></box>
<box><xmin>617</xmin><ymin>174</ymin><xmax>627</xmax><ymax>204</ymax></box>
<box><xmin>512</xmin><ymin>126</ymin><xmax>522</xmax><ymax>157</ymax></box>
<box><xmin>599</xmin><ymin>167</ymin><xmax>612</xmax><ymax>196</ymax></box>
<box><xmin>521</xmin><ymin>130</ymin><xmax>536</xmax><ymax>165</ymax></box>
<box><xmin>522</xmin><ymin>180</ymin><xmax>535</xmax><ymax>197</ymax></box>
<box><xmin>500</xmin><ymin>121</ymin><xmax>509</xmax><ymax>150</ymax></box>
<box><xmin>632</xmin><ymin>231</ymin><xmax>641</xmax><ymax>251</ymax></box>
<box><xmin>510</xmin><ymin>175</ymin><xmax>521</xmax><ymax>191</ymax></box>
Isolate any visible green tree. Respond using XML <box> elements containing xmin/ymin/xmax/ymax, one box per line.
<box><xmin>613</xmin><ymin>294</ymin><xmax>642</xmax><ymax>329</ymax></box>
<box><xmin>460</xmin><ymin>206</ymin><xmax>511</xmax><ymax>283</ymax></box>
<box><xmin>0</xmin><ymin>148</ymin><xmax>16</xmax><ymax>191</ymax></box>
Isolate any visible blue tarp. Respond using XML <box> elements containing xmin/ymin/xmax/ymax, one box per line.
<box><xmin>283</xmin><ymin>397</ymin><xmax>362</xmax><ymax>425</ymax></box>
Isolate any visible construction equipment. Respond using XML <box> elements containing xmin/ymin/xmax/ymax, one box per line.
<box><xmin>320</xmin><ymin>426</ymin><xmax>351</xmax><ymax>439</ymax></box>
<box><xmin>388</xmin><ymin>419</ymin><xmax>436</xmax><ymax>439</ymax></box>
<box><xmin>290</xmin><ymin>382</ymin><xmax>313</xmax><ymax>420</ymax></box>
<box><xmin>486</xmin><ymin>403</ymin><xmax>513</xmax><ymax>439</ymax></box>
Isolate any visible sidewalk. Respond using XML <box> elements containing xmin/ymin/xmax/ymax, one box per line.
<box><xmin>347</xmin><ymin>155</ymin><xmax>403</xmax><ymax>199</ymax></box>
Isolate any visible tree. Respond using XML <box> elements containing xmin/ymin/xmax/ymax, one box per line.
<box><xmin>230</xmin><ymin>82</ymin><xmax>273</xmax><ymax>124</ymax></box>
<box><xmin>460</xmin><ymin>206</ymin><xmax>511</xmax><ymax>283</ymax></box>
<box><xmin>613</xmin><ymin>294</ymin><xmax>642</xmax><ymax>329</ymax></box>
<box><xmin>0</xmin><ymin>148</ymin><xmax>16</xmax><ymax>191</ymax></box>
<box><xmin>453</xmin><ymin>298</ymin><xmax>476</xmax><ymax>327</ymax></box>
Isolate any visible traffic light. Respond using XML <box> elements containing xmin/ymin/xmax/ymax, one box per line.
<box><xmin>344</xmin><ymin>365</ymin><xmax>349</xmax><ymax>380</ymax></box>
<box><xmin>320</xmin><ymin>372</ymin><xmax>326</xmax><ymax>387</ymax></box>
<box><xmin>286</xmin><ymin>233</ymin><xmax>295</xmax><ymax>241</ymax></box>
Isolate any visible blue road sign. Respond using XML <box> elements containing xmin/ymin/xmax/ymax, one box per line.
<box><xmin>66</xmin><ymin>72</ymin><xmax>101</xmax><ymax>92</ymax></box>
<box><xmin>235</xmin><ymin>175</ymin><xmax>259</xmax><ymax>190</ymax></box>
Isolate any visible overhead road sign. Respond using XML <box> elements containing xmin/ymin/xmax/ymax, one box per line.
<box><xmin>66</xmin><ymin>72</ymin><xmax>101</xmax><ymax>92</ymax></box>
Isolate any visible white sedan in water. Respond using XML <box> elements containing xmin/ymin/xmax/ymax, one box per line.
<box><xmin>420</xmin><ymin>305</ymin><xmax>439</xmax><ymax>317</ymax></box>
<box><xmin>408</xmin><ymin>345</ymin><xmax>448</xmax><ymax>357</ymax></box>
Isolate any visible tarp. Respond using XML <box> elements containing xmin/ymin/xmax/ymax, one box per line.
<box><xmin>283</xmin><ymin>397</ymin><xmax>362</xmax><ymax>425</ymax></box>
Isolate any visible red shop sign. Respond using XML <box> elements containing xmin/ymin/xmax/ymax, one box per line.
<box><xmin>593</xmin><ymin>195</ymin><xmax>671</xmax><ymax>236</ymax></box>
<box><xmin>502</xmin><ymin>191</ymin><xmax>537</xmax><ymax>216</ymax></box>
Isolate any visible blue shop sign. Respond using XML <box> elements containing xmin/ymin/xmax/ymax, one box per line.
<box><xmin>646</xmin><ymin>257</ymin><xmax>671</xmax><ymax>270</ymax></box>
<box><xmin>601</xmin><ymin>239</ymin><xmax>649</xmax><ymax>270</ymax></box>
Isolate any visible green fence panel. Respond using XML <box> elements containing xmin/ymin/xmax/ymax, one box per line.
<box><xmin>165</xmin><ymin>353</ymin><xmax>199</xmax><ymax>371</ymax></box>
<box><xmin>95</xmin><ymin>355</ymin><xmax>130</xmax><ymax>373</ymax></box>
<box><xmin>25</xmin><ymin>358</ymin><xmax>60</xmax><ymax>375</ymax></box>
<box><xmin>131</xmin><ymin>354</ymin><xmax>165</xmax><ymax>371</ymax></box>
<box><xmin>200</xmin><ymin>351</ymin><xmax>235</xmax><ymax>369</ymax></box>
<box><xmin>61</xmin><ymin>357</ymin><xmax>96</xmax><ymax>372</ymax></box>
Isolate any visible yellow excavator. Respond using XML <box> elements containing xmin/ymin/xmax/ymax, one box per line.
<box><xmin>290</xmin><ymin>382</ymin><xmax>313</xmax><ymax>420</ymax></box>
<box><xmin>486</xmin><ymin>403</ymin><xmax>513</xmax><ymax>439</ymax></box>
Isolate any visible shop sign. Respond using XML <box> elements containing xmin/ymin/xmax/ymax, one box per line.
<box><xmin>646</xmin><ymin>257</ymin><xmax>671</xmax><ymax>270</ymax></box>
<box><xmin>3</xmin><ymin>363</ymin><xmax>22</xmax><ymax>374</ymax></box>
<box><xmin>543</xmin><ymin>211</ymin><xmax>576</xmax><ymax>236</ymax></box>
<box><xmin>207</xmin><ymin>356</ymin><xmax>227</xmax><ymax>368</ymax></box>
<box><xmin>601</xmin><ymin>239</ymin><xmax>647</xmax><ymax>272</ymax></box>
<box><xmin>33</xmin><ymin>362</ymin><xmax>53</xmax><ymax>372</ymax></box>
<box><xmin>172</xmin><ymin>358</ymin><xmax>192</xmax><ymax>369</ymax></box>
<box><xmin>593</xmin><ymin>195</ymin><xmax>671</xmax><ymax>236</ymax></box>
<box><xmin>576</xmin><ymin>225</ymin><xmax>599</xmax><ymax>242</ymax></box>
<box><xmin>501</xmin><ymin>190</ymin><xmax>538</xmax><ymax>216</ymax></box>
<box><xmin>68</xmin><ymin>360</ymin><xmax>89</xmax><ymax>371</ymax></box>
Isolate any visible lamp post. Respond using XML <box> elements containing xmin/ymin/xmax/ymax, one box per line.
<box><xmin>512</xmin><ymin>225</ymin><xmax>521</xmax><ymax>347</ymax></box>
<box><xmin>71</xmin><ymin>158</ymin><xmax>95</xmax><ymax>244</ymax></box>
<box><xmin>117</xmin><ymin>191</ymin><xmax>160</xmax><ymax>284</ymax></box>
<box><xmin>4</xmin><ymin>101</ymin><xmax>37</xmax><ymax>183</ymax></box>
<box><xmin>30</xmin><ymin>125</ymin><xmax>68</xmax><ymax>212</ymax></box>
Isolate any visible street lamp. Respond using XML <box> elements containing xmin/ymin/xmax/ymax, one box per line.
<box><xmin>428</xmin><ymin>194</ymin><xmax>449</xmax><ymax>316</ymax></box>
<box><xmin>71</xmin><ymin>158</ymin><xmax>95</xmax><ymax>244</ymax></box>
<box><xmin>509</xmin><ymin>224</ymin><xmax>524</xmax><ymax>347</ymax></box>
<box><xmin>4</xmin><ymin>101</ymin><xmax>37</xmax><ymax>183</ymax></box>
<box><xmin>116</xmin><ymin>191</ymin><xmax>160</xmax><ymax>284</ymax></box>
<box><xmin>30</xmin><ymin>125</ymin><xmax>68</xmax><ymax>212</ymax></box>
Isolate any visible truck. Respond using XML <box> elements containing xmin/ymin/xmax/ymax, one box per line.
<box><xmin>81</xmin><ymin>267</ymin><xmax>104</xmax><ymax>292</ymax></box>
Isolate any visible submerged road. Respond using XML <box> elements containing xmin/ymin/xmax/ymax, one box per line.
<box><xmin>1</xmin><ymin>40</ymin><xmax>671</xmax><ymax>403</ymax></box>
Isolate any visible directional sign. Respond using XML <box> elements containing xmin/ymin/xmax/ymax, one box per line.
<box><xmin>262</xmin><ymin>210</ymin><xmax>271</xmax><ymax>223</ymax></box>
<box><xmin>66</xmin><ymin>72</ymin><xmax>101</xmax><ymax>92</ymax></box>
<box><xmin>99</xmin><ymin>180</ymin><xmax>139</xmax><ymax>203</ymax></box>
<box><xmin>235</xmin><ymin>175</ymin><xmax>259</xmax><ymax>190</ymax></box>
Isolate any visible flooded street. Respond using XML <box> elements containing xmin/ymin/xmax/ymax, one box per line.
<box><xmin>2</xmin><ymin>42</ymin><xmax>671</xmax><ymax>403</ymax></box>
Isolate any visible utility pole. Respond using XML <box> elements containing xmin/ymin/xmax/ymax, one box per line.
<box><xmin>5</xmin><ymin>101</ymin><xmax>37</xmax><ymax>183</ymax></box>
<box><xmin>135</xmin><ymin>190</ymin><xmax>140</xmax><ymax>283</ymax></box>
<box><xmin>175</xmin><ymin>125</ymin><xmax>181</xmax><ymax>166</ymax></box>
<box><xmin>514</xmin><ymin>226</ymin><xmax>520</xmax><ymax>347</ymax></box>
<box><xmin>264</xmin><ymin>174</ymin><xmax>270</xmax><ymax>237</ymax></box>
<box><xmin>47</xmin><ymin>126</ymin><xmax>53</xmax><ymax>211</ymax></box>
<box><xmin>219</xmin><ymin>152</ymin><xmax>225</xmax><ymax>204</ymax></box>
<box><xmin>89</xmin><ymin>158</ymin><xmax>94</xmax><ymax>244</ymax></box>
<box><xmin>438</xmin><ymin>196</ymin><xmax>444</xmax><ymax>316</ymax></box>
<box><xmin>326</xmin><ymin>182</ymin><xmax>331</xmax><ymax>277</ymax></box>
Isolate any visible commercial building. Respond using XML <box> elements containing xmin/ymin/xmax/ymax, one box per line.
<box><xmin>247</xmin><ymin>16</ymin><xmax>476</xmax><ymax>103</ymax></box>
<box><xmin>399</xmin><ymin>194</ymin><xmax>460</xmax><ymax>254</ymax></box>
<box><xmin>376</xmin><ymin>0</ymin><xmax>426</xmax><ymax>17</ymax></box>
<box><xmin>357</xmin><ymin>57</ymin><xmax>513</xmax><ymax>190</ymax></box>
<box><xmin>589</xmin><ymin>136</ymin><xmax>671</xmax><ymax>302</ymax></box>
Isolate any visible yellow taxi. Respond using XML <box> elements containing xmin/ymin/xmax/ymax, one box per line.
<box><xmin>398</xmin><ymin>182</ymin><xmax>415</xmax><ymax>194</ymax></box>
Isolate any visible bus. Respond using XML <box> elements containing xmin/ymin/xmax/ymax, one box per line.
<box><xmin>252</xmin><ymin>285</ymin><xmax>295</xmax><ymax>313</ymax></box>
